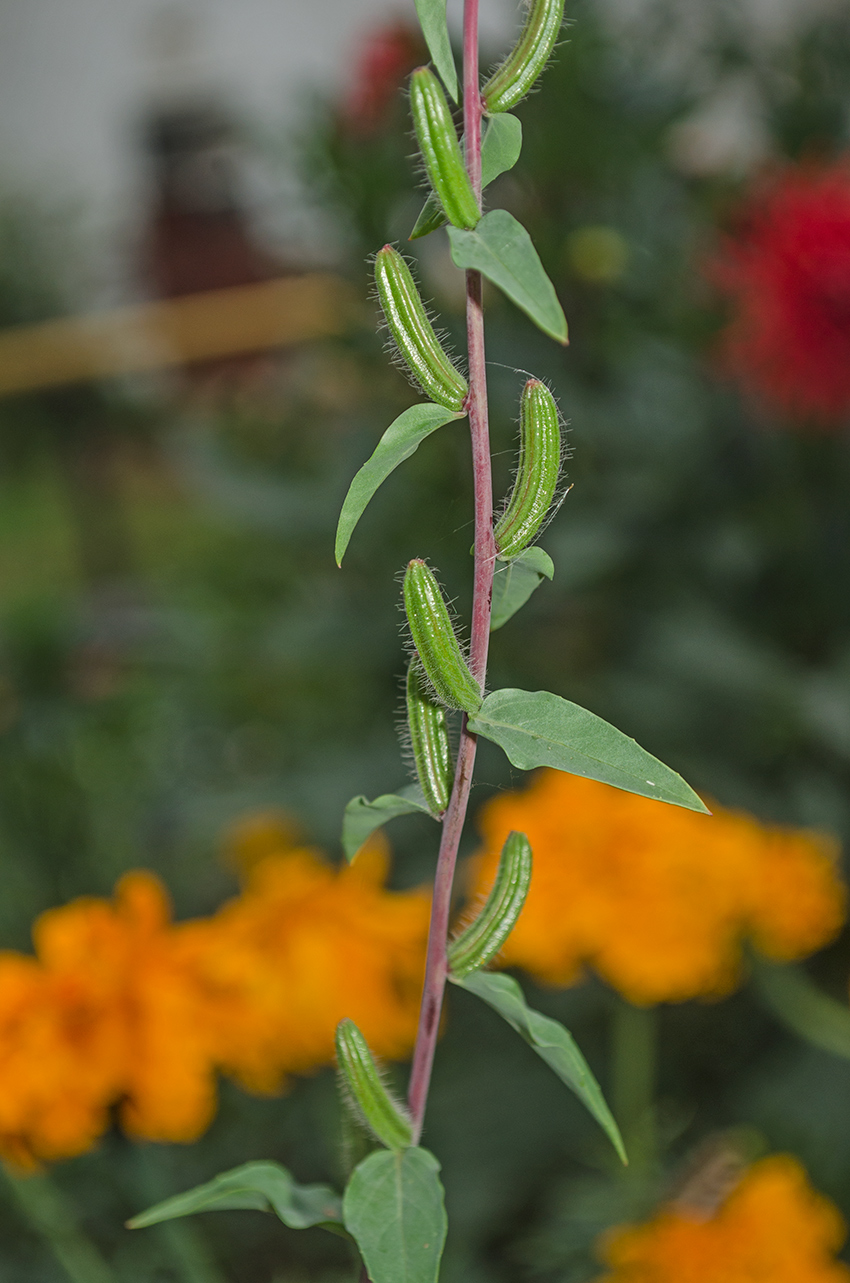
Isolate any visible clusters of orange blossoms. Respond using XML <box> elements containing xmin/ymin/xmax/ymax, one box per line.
<box><xmin>0</xmin><ymin>831</ymin><xmax>429</xmax><ymax>1168</ymax></box>
<box><xmin>468</xmin><ymin>771</ymin><xmax>846</xmax><ymax>1004</ymax></box>
<box><xmin>596</xmin><ymin>1155</ymin><xmax>850</xmax><ymax>1282</ymax></box>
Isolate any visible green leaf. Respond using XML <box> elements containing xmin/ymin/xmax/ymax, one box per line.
<box><xmin>490</xmin><ymin>547</ymin><xmax>554</xmax><ymax>631</ymax></box>
<box><xmin>342</xmin><ymin>785</ymin><xmax>434</xmax><ymax>862</ymax></box>
<box><xmin>414</xmin><ymin>0</ymin><xmax>458</xmax><ymax>101</ymax></box>
<box><xmin>410</xmin><ymin>114</ymin><xmax>523</xmax><ymax>240</ymax></box>
<box><xmin>481</xmin><ymin>113</ymin><xmax>524</xmax><ymax>187</ymax></box>
<box><xmin>751</xmin><ymin>956</ymin><xmax>850</xmax><ymax>1060</ymax></box>
<box><xmin>343</xmin><ymin>1147</ymin><xmax>447</xmax><ymax>1283</ymax></box>
<box><xmin>451</xmin><ymin>972</ymin><xmax>626</xmax><ymax>1163</ymax></box>
<box><xmin>447</xmin><ymin>210</ymin><xmax>568</xmax><ymax>344</ymax></box>
<box><xmin>467</xmin><ymin>688</ymin><xmax>708</xmax><ymax>812</ymax></box>
<box><xmin>335</xmin><ymin>404</ymin><xmax>463</xmax><ymax>565</ymax></box>
<box><xmin>127</xmin><ymin>1162</ymin><xmax>344</xmax><ymax>1235</ymax></box>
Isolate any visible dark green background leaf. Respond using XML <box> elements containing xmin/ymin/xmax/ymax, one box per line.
<box><xmin>490</xmin><ymin>547</ymin><xmax>554</xmax><ymax>631</ymax></box>
<box><xmin>410</xmin><ymin>114</ymin><xmax>523</xmax><ymax>239</ymax></box>
<box><xmin>341</xmin><ymin>785</ymin><xmax>434</xmax><ymax>862</ymax></box>
<box><xmin>447</xmin><ymin>210</ymin><xmax>568</xmax><ymax>343</ymax></box>
<box><xmin>343</xmin><ymin>1147</ymin><xmax>447</xmax><ymax>1283</ymax></box>
<box><xmin>335</xmin><ymin>404</ymin><xmax>463</xmax><ymax>564</ymax></box>
<box><xmin>413</xmin><ymin>0</ymin><xmax>458</xmax><ymax>100</ymax></box>
<box><xmin>467</xmin><ymin>688</ymin><xmax>708</xmax><ymax>811</ymax></box>
<box><xmin>451</xmin><ymin>973</ymin><xmax>626</xmax><ymax>1162</ymax></box>
<box><xmin>128</xmin><ymin>1162</ymin><xmax>344</xmax><ymax>1234</ymax></box>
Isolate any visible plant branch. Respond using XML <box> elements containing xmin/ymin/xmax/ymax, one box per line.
<box><xmin>407</xmin><ymin>0</ymin><xmax>495</xmax><ymax>1141</ymax></box>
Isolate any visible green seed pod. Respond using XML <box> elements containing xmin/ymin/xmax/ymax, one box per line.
<box><xmin>494</xmin><ymin>379</ymin><xmax>561</xmax><ymax>559</ymax></box>
<box><xmin>406</xmin><ymin>659</ymin><xmax>454</xmax><ymax>816</ymax></box>
<box><xmin>448</xmin><ymin>831</ymin><xmax>532</xmax><ymax>977</ymax></box>
<box><xmin>482</xmin><ymin>0</ymin><xmax>566</xmax><ymax>115</ymax></box>
<box><xmin>335</xmin><ymin>1019</ymin><xmax>413</xmax><ymax>1152</ymax></box>
<box><xmin>374</xmin><ymin>246</ymin><xmax>468</xmax><ymax>411</ymax></box>
<box><xmin>410</xmin><ymin>67</ymin><xmax>480</xmax><ymax>231</ymax></box>
<box><xmin>403</xmin><ymin>559</ymin><xmax>482</xmax><ymax>714</ymax></box>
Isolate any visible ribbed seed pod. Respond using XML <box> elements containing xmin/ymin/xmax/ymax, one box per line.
<box><xmin>482</xmin><ymin>0</ymin><xmax>565</xmax><ymax>115</ymax></box>
<box><xmin>375</xmin><ymin>246</ymin><xmax>468</xmax><ymax>411</ymax></box>
<box><xmin>335</xmin><ymin>1020</ymin><xmax>413</xmax><ymax>1152</ymax></box>
<box><xmin>448</xmin><ymin>831</ymin><xmax>532</xmax><ymax>977</ymax></box>
<box><xmin>403</xmin><ymin>560</ymin><xmax>482</xmax><ymax>714</ymax></box>
<box><xmin>410</xmin><ymin>67</ymin><xmax>480</xmax><ymax>231</ymax></box>
<box><xmin>407</xmin><ymin>659</ymin><xmax>454</xmax><ymax>816</ymax></box>
<box><xmin>494</xmin><ymin>379</ymin><xmax>561</xmax><ymax>559</ymax></box>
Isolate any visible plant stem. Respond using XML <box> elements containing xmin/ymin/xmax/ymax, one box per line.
<box><xmin>2</xmin><ymin>1167</ymin><xmax>117</xmax><ymax>1283</ymax></box>
<box><xmin>611</xmin><ymin>999</ymin><xmax>658</xmax><ymax>1174</ymax></box>
<box><xmin>407</xmin><ymin>0</ymin><xmax>495</xmax><ymax>1143</ymax></box>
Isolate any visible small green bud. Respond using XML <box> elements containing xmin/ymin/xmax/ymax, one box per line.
<box><xmin>374</xmin><ymin>246</ymin><xmax>468</xmax><ymax>411</ymax></box>
<box><xmin>410</xmin><ymin>67</ymin><xmax>480</xmax><ymax>231</ymax></box>
<box><xmin>494</xmin><ymin>379</ymin><xmax>561</xmax><ymax>559</ymax></box>
<box><xmin>448</xmin><ymin>831</ymin><xmax>532</xmax><ymax>977</ymax></box>
<box><xmin>406</xmin><ymin>659</ymin><xmax>454</xmax><ymax>817</ymax></box>
<box><xmin>482</xmin><ymin>0</ymin><xmax>566</xmax><ymax>115</ymax></box>
<box><xmin>335</xmin><ymin>1019</ymin><xmax>413</xmax><ymax>1152</ymax></box>
<box><xmin>403</xmin><ymin>559</ymin><xmax>482</xmax><ymax>714</ymax></box>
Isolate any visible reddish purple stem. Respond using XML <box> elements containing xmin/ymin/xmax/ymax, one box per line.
<box><xmin>407</xmin><ymin>0</ymin><xmax>494</xmax><ymax>1142</ymax></box>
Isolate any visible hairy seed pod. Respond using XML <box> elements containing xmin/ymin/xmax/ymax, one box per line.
<box><xmin>335</xmin><ymin>1019</ymin><xmax>413</xmax><ymax>1151</ymax></box>
<box><xmin>410</xmin><ymin>67</ymin><xmax>480</xmax><ymax>231</ymax></box>
<box><xmin>407</xmin><ymin>659</ymin><xmax>454</xmax><ymax>816</ymax></box>
<box><xmin>374</xmin><ymin>246</ymin><xmax>468</xmax><ymax>411</ymax></box>
<box><xmin>448</xmin><ymin>831</ymin><xmax>532</xmax><ymax>977</ymax></box>
<box><xmin>482</xmin><ymin>0</ymin><xmax>566</xmax><ymax>115</ymax></box>
<box><xmin>403</xmin><ymin>559</ymin><xmax>482</xmax><ymax>714</ymax></box>
<box><xmin>494</xmin><ymin>379</ymin><xmax>561</xmax><ymax>559</ymax></box>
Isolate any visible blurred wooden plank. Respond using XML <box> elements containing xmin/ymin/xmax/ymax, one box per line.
<box><xmin>0</xmin><ymin>273</ymin><xmax>354</xmax><ymax>397</ymax></box>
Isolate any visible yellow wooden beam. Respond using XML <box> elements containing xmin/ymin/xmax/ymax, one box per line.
<box><xmin>0</xmin><ymin>273</ymin><xmax>355</xmax><ymax>397</ymax></box>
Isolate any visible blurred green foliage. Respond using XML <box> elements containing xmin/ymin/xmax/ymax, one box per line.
<box><xmin>1</xmin><ymin>0</ymin><xmax>850</xmax><ymax>1279</ymax></box>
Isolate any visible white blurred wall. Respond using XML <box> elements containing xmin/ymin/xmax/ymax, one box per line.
<box><xmin>0</xmin><ymin>1</ymin><xmax>511</xmax><ymax>229</ymax></box>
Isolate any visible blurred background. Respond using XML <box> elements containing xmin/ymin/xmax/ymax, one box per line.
<box><xmin>1</xmin><ymin>0</ymin><xmax>850</xmax><ymax>1278</ymax></box>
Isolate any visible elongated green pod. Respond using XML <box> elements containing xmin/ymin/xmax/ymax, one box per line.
<box><xmin>335</xmin><ymin>1019</ymin><xmax>413</xmax><ymax>1152</ymax></box>
<box><xmin>374</xmin><ymin>246</ymin><xmax>468</xmax><ymax>411</ymax></box>
<box><xmin>407</xmin><ymin>659</ymin><xmax>454</xmax><ymax>816</ymax></box>
<box><xmin>410</xmin><ymin>67</ymin><xmax>480</xmax><ymax>231</ymax></box>
<box><xmin>482</xmin><ymin>0</ymin><xmax>566</xmax><ymax>115</ymax></box>
<box><xmin>448</xmin><ymin>831</ymin><xmax>532</xmax><ymax>977</ymax></box>
<box><xmin>403</xmin><ymin>559</ymin><xmax>482</xmax><ymax>714</ymax></box>
<box><xmin>494</xmin><ymin>379</ymin><xmax>561</xmax><ymax>559</ymax></box>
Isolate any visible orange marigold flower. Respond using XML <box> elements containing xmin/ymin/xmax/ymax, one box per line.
<box><xmin>596</xmin><ymin>1155</ymin><xmax>850</xmax><ymax>1282</ymax></box>
<box><xmin>0</xmin><ymin>832</ymin><xmax>429</xmax><ymax>1166</ymax></box>
<box><xmin>467</xmin><ymin>771</ymin><xmax>845</xmax><ymax>1004</ymax></box>
<box><xmin>185</xmin><ymin>834</ymin><xmax>429</xmax><ymax>1093</ymax></box>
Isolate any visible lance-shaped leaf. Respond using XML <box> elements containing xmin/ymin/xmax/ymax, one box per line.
<box><xmin>414</xmin><ymin>0</ymin><xmax>458</xmax><ymax>101</ymax></box>
<box><xmin>335</xmin><ymin>404</ymin><xmax>463</xmax><ymax>565</ymax></box>
<box><xmin>467</xmin><ymin>688</ymin><xmax>708</xmax><ymax>812</ymax></box>
<box><xmin>127</xmin><ymin>1162</ymin><xmax>344</xmax><ymax>1235</ymax></box>
<box><xmin>752</xmin><ymin>956</ymin><xmax>850</xmax><ymax>1061</ymax></box>
<box><xmin>448</xmin><ymin>210</ymin><xmax>568</xmax><ymax>344</ymax></box>
<box><xmin>411</xmin><ymin>113</ymin><xmax>523</xmax><ymax>240</ymax></box>
<box><xmin>342</xmin><ymin>785</ymin><xmax>434</xmax><ymax>863</ymax></box>
<box><xmin>343</xmin><ymin>1147</ymin><xmax>447</xmax><ymax>1283</ymax></box>
<box><xmin>451</xmin><ymin>972</ymin><xmax>626</xmax><ymax>1163</ymax></box>
<box><xmin>490</xmin><ymin>547</ymin><xmax>554</xmax><ymax>631</ymax></box>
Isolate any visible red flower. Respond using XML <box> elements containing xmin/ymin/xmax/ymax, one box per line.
<box><xmin>342</xmin><ymin>21</ymin><xmax>425</xmax><ymax>135</ymax></box>
<box><xmin>711</xmin><ymin>160</ymin><xmax>850</xmax><ymax>428</ymax></box>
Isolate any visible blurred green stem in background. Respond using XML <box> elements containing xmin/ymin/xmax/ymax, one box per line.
<box><xmin>610</xmin><ymin>999</ymin><xmax>657</xmax><ymax>1174</ymax></box>
<box><xmin>2</xmin><ymin>1166</ymin><xmax>117</xmax><ymax>1283</ymax></box>
<box><xmin>133</xmin><ymin>1146</ymin><xmax>229</xmax><ymax>1283</ymax></box>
